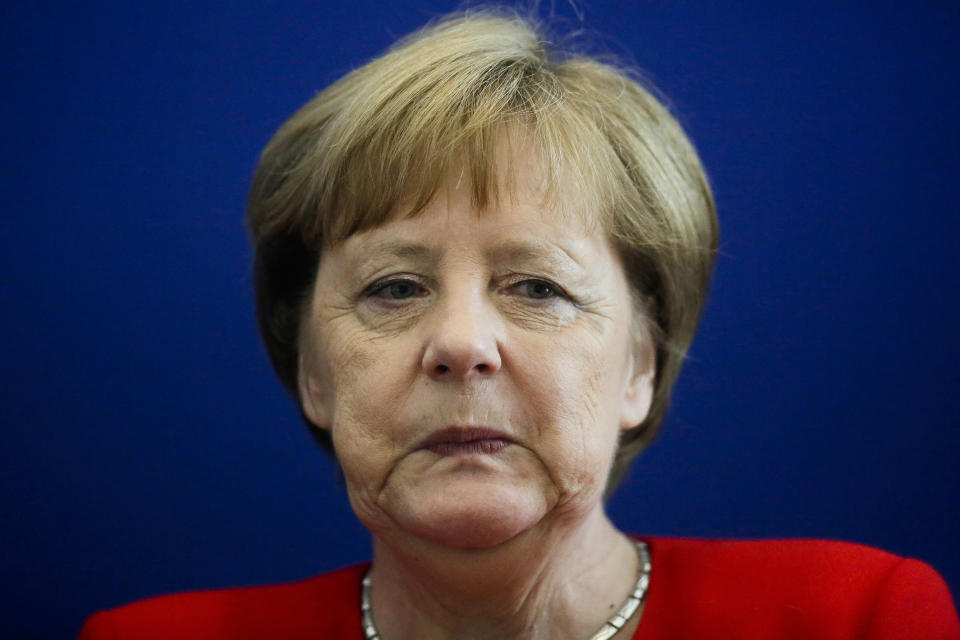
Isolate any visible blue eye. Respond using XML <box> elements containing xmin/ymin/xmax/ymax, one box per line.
<box><xmin>385</xmin><ymin>281</ymin><xmax>419</xmax><ymax>299</ymax></box>
<box><xmin>367</xmin><ymin>279</ymin><xmax>424</xmax><ymax>300</ymax></box>
<box><xmin>520</xmin><ymin>280</ymin><xmax>558</xmax><ymax>299</ymax></box>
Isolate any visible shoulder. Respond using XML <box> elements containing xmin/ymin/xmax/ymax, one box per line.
<box><xmin>636</xmin><ymin>537</ymin><xmax>960</xmax><ymax>639</ymax></box>
<box><xmin>77</xmin><ymin>564</ymin><xmax>367</xmax><ymax>640</ymax></box>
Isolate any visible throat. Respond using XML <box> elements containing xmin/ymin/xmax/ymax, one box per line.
<box><xmin>362</xmin><ymin>528</ymin><xmax>650</xmax><ymax>640</ymax></box>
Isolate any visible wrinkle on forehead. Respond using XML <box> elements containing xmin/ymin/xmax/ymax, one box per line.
<box><xmin>330</xmin><ymin>217</ymin><xmax>605</xmax><ymax>288</ymax></box>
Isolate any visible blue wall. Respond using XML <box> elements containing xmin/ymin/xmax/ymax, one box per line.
<box><xmin>2</xmin><ymin>2</ymin><xmax>958</xmax><ymax>637</ymax></box>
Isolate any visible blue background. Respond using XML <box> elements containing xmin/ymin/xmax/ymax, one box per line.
<box><xmin>2</xmin><ymin>2</ymin><xmax>958</xmax><ymax>637</ymax></box>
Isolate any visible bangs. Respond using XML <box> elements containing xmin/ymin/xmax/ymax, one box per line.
<box><xmin>319</xmin><ymin>111</ymin><xmax>615</xmax><ymax>244</ymax></box>
<box><xmin>248</xmin><ymin>13</ymin><xmax>627</xmax><ymax>249</ymax></box>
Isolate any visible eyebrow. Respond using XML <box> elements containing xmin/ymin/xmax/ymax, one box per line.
<box><xmin>347</xmin><ymin>241</ymin><xmax>438</xmax><ymax>272</ymax></box>
<box><xmin>348</xmin><ymin>239</ymin><xmax>584</xmax><ymax>274</ymax></box>
<box><xmin>370</xmin><ymin>242</ymin><xmax>434</xmax><ymax>260</ymax></box>
<box><xmin>361</xmin><ymin>240</ymin><xmax>436</xmax><ymax>262</ymax></box>
<box><xmin>485</xmin><ymin>240</ymin><xmax>583</xmax><ymax>270</ymax></box>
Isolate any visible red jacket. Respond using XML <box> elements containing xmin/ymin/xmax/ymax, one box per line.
<box><xmin>78</xmin><ymin>538</ymin><xmax>960</xmax><ymax>639</ymax></box>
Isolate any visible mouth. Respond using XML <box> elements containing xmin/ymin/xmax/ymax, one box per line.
<box><xmin>416</xmin><ymin>426</ymin><xmax>512</xmax><ymax>456</ymax></box>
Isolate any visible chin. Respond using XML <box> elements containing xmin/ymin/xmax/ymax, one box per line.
<box><xmin>381</xmin><ymin>480</ymin><xmax>552</xmax><ymax>549</ymax></box>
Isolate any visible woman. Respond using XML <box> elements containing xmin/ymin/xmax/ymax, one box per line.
<box><xmin>79</xmin><ymin>9</ymin><xmax>959</xmax><ymax>639</ymax></box>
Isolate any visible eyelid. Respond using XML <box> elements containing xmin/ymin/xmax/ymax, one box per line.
<box><xmin>360</xmin><ymin>273</ymin><xmax>577</xmax><ymax>305</ymax></box>
<box><xmin>503</xmin><ymin>275</ymin><xmax>573</xmax><ymax>301</ymax></box>
<box><xmin>361</xmin><ymin>274</ymin><xmax>431</xmax><ymax>299</ymax></box>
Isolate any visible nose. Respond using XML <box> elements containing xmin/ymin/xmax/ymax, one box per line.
<box><xmin>421</xmin><ymin>291</ymin><xmax>503</xmax><ymax>381</ymax></box>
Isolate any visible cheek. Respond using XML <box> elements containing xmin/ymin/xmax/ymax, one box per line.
<box><xmin>512</xmin><ymin>329</ymin><xmax>625</xmax><ymax>494</ymax></box>
<box><xmin>557</xmin><ymin>316</ymin><xmax>628</xmax><ymax>422</ymax></box>
<box><xmin>325</xmin><ymin>366</ymin><xmax>407</xmax><ymax>523</ymax></box>
<box><xmin>320</xmin><ymin>328</ymin><xmax>420</xmax><ymax>479</ymax></box>
<box><xmin>319</xmin><ymin>317</ymin><xmax>403</xmax><ymax>419</ymax></box>
<box><xmin>321</xmin><ymin>323</ymin><xmax>378</xmax><ymax>397</ymax></box>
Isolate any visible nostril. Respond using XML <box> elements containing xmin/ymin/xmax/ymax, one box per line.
<box><xmin>422</xmin><ymin>333</ymin><xmax>502</xmax><ymax>378</ymax></box>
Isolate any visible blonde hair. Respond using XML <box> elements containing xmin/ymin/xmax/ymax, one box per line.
<box><xmin>247</xmin><ymin>9</ymin><xmax>718</xmax><ymax>492</ymax></box>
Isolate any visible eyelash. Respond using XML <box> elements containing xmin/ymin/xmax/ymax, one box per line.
<box><xmin>507</xmin><ymin>278</ymin><xmax>566</xmax><ymax>301</ymax></box>
<box><xmin>364</xmin><ymin>278</ymin><xmax>427</xmax><ymax>301</ymax></box>
<box><xmin>362</xmin><ymin>276</ymin><xmax>571</xmax><ymax>304</ymax></box>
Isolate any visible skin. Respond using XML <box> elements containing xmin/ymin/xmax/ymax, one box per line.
<box><xmin>298</xmin><ymin>161</ymin><xmax>655</xmax><ymax>639</ymax></box>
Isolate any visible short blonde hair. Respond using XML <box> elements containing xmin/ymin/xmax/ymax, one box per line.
<box><xmin>247</xmin><ymin>9</ymin><xmax>718</xmax><ymax>492</ymax></box>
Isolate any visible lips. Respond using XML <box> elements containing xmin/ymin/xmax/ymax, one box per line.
<box><xmin>417</xmin><ymin>426</ymin><xmax>512</xmax><ymax>456</ymax></box>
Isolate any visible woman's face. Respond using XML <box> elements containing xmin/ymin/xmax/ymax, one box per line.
<box><xmin>298</xmin><ymin>170</ymin><xmax>654</xmax><ymax>549</ymax></box>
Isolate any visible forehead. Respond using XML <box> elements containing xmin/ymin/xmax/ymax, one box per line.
<box><xmin>312</xmin><ymin>201</ymin><xmax>631</xmax><ymax>313</ymax></box>
<box><xmin>332</xmin><ymin>175</ymin><xmax>608</xmax><ymax>267</ymax></box>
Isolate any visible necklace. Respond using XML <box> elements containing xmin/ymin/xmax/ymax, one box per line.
<box><xmin>361</xmin><ymin>540</ymin><xmax>651</xmax><ymax>640</ymax></box>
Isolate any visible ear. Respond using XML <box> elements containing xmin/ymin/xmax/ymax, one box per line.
<box><xmin>620</xmin><ymin>336</ymin><xmax>655</xmax><ymax>431</ymax></box>
<box><xmin>298</xmin><ymin>353</ymin><xmax>332</xmax><ymax>431</ymax></box>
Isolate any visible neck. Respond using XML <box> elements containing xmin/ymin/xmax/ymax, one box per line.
<box><xmin>366</xmin><ymin>506</ymin><xmax>640</xmax><ymax>640</ymax></box>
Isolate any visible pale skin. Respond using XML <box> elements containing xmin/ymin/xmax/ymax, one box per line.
<box><xmin>298</xmin><ymin>161</ymin><xmax>655</xmax><ymax>639</ymax></box>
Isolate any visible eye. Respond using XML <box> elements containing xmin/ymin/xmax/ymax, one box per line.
<box><xmin>514</xmin><ymin>279</ymin><xmax>564</xmax><ymax>300</ymax></box>
<box><xmin>365</xmin><ymin>278</ymin><xmax>426</xmax><ymax>300</ymax></box>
